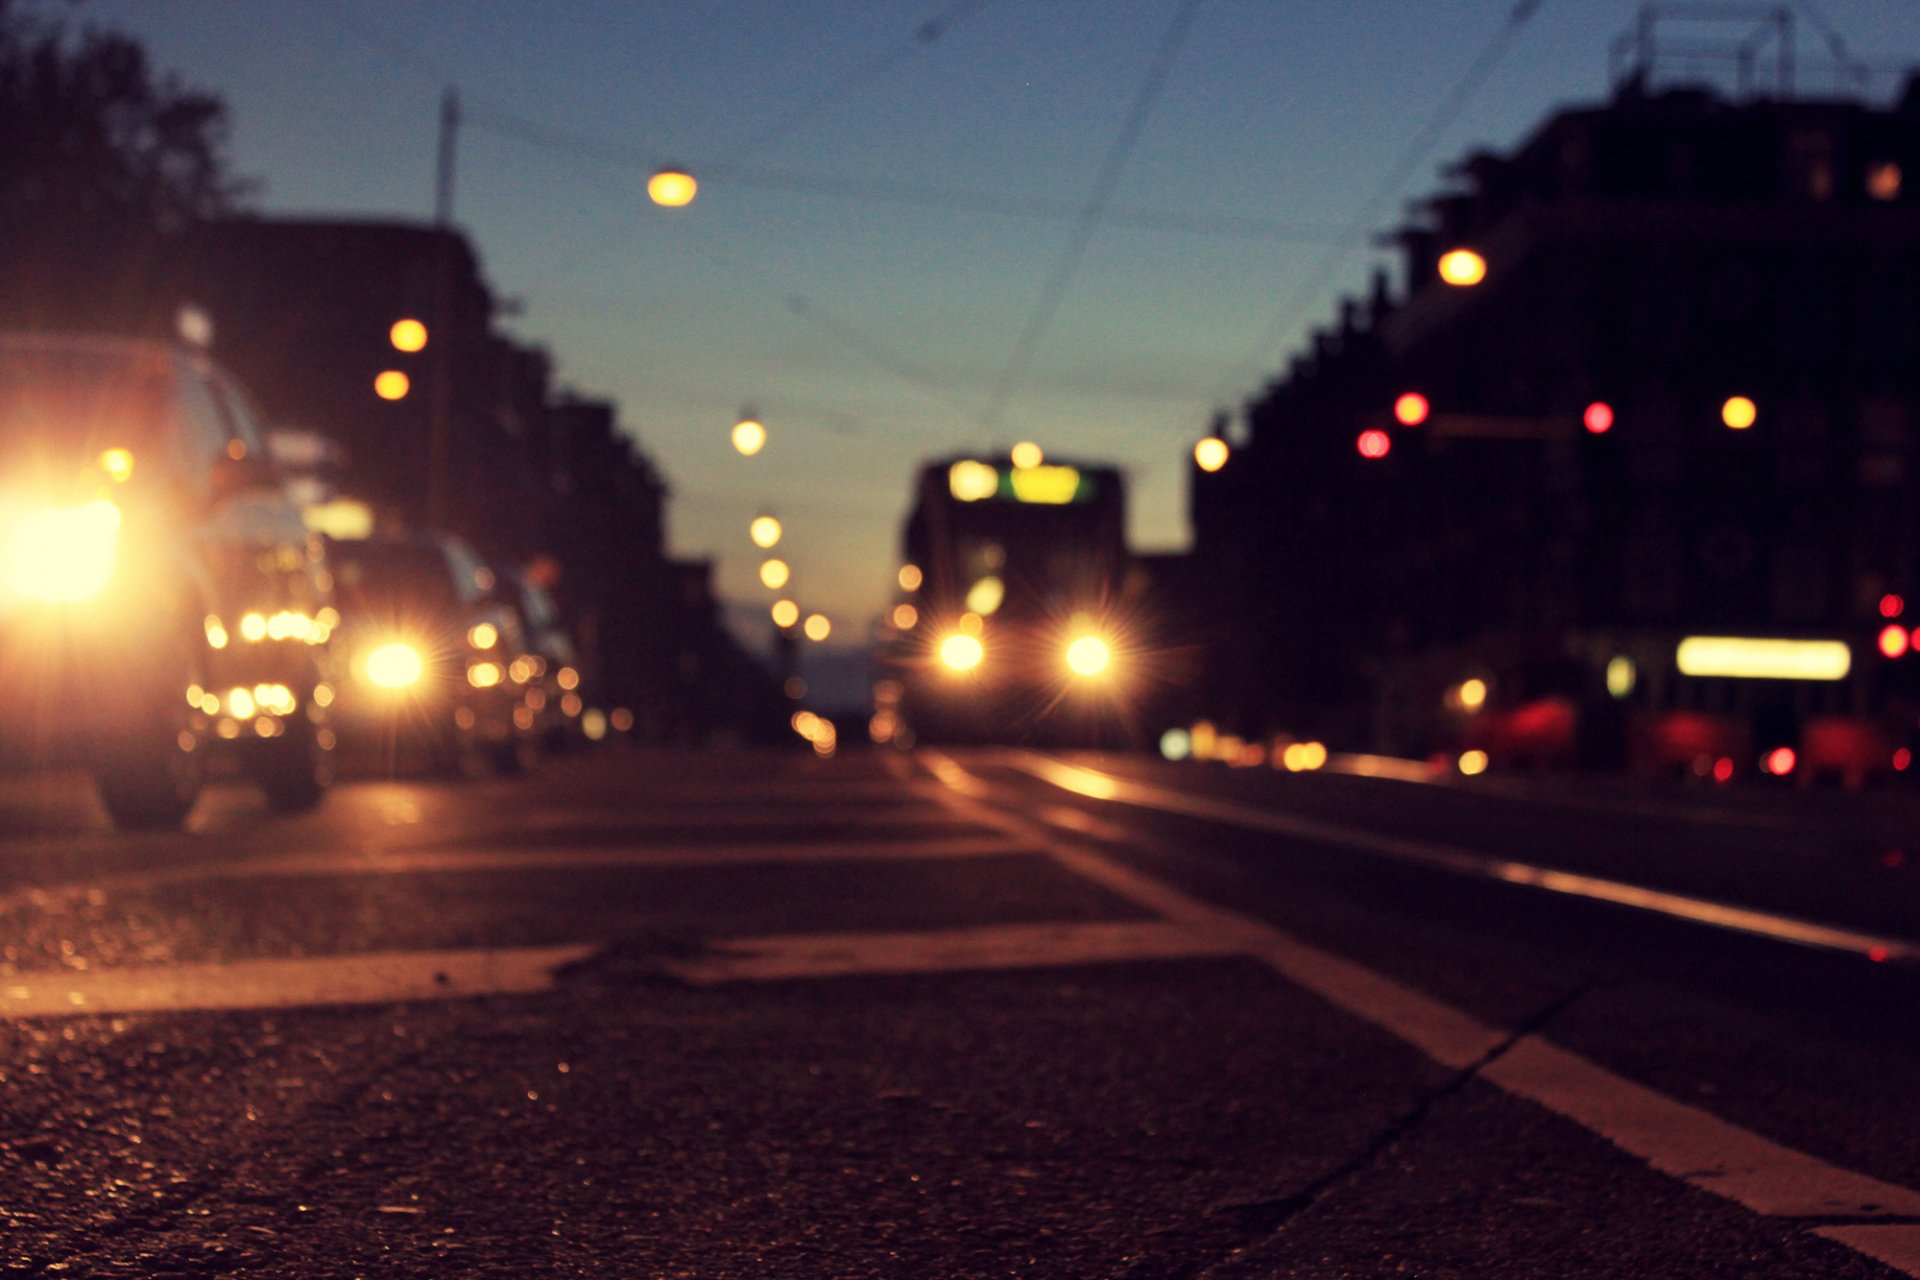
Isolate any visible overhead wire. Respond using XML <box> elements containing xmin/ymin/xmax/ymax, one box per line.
<box><xmin>979</xmin><ymin>0</ymin><xmax>1204</xmax><ymax>427</ymax></box>
<box><xmin>466</xmin><ymin>104</ymin><xmax>1338</xmax><ymax>244</ymax></box>
<box><xmin>1791</xmin><ymin>0</ymin><xmax>1872</xmax><ymax>86</ymax></box>
<box><xmin>718</xmin><ymin>0</ymin><xmax>1001</xmax><ymax>164</ymax></box>
<box><xmin>1211</xmin><ymin>0</ymin><xmax>1543</xmax><ymax>405</ymax></box>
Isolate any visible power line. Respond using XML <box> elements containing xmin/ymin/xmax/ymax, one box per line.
<box><xmin>1791</xmin><ymin>0</ymin><xmax>1872</xmax><ymax>85</ymax></box>
<box><xmin>980</xmin><ymin>0</ymin><xmax>1204</xmax><ymax>427</ymax></box>
<box><xmin>1212</xmin><ymin>0</ymin><xmax>1543</xmax><ymax>404</ymax></box>
<box><xmin>465</xmin><ymin>103</ymin><xmax>1339</xmax><ymax>244</ymax></box>
<box><xmin>720</xmin><ymin>0</ymin><xmax>1001</xmax><ymax>164</ymax></box>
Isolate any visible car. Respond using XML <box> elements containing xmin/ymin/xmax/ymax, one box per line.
<box><xmin>0</xmin><ymin>332</ymin><xmax>335</xmax><ymax>827</ymax></box>
<box><xmin>325</xmin><ymin>533</ymin><xmax>538</xmax><ymax>774</ymax></box>
<box><xmin>503</xmin><ymin>566</ymin><xmax>587</xmax><ymax>750</ymax></box>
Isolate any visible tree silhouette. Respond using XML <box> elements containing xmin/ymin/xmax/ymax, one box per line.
<box><xmin>0</xmin><ymin>0</ymin><xmax>251</xmax><ymax>330</ymax></box>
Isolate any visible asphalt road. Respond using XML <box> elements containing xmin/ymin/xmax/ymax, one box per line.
<box><xmin>1</xmin><ymin>746</ymin><xmax>1917</xmax><ymax>1277</ymax></box>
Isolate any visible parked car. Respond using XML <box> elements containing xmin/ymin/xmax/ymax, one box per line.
<box><xmin>325</xmin><ymin>533</ymin><xmax>538</xmax><ymax>773</ymax></box>
<box><xmin>0</xmin><ymin>333</ymin><xmax>334</xmax><ymax>827</ymax></box>
<box><xmin>503</xmin><ymin>567</ymin><xmax>586</xmax><ymax>750</ymax></box>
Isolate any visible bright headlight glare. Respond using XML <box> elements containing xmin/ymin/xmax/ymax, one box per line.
<box><xmin>1065</xmin><ymin>635</ymin><xmax>1112</xmax><ymax>677</ymax></box>
<box><xmin>938</xmin><ymin>632</ymin><xmax>984</xmax><ymax>673</ymax></box>
<box><xmin>1</xmin><ymin>499</ymin><xmax>121</xmax><ymax>603</ymax></box>
<box><xmin>365</xmin><ymin>641</ymin><xmax>425</xmax><ymax>689</ymax></box>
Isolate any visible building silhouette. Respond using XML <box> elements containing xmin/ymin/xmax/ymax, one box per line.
<box><xmin>175</xmin><ymin>216</ymin><xmax>781</xmax><ymax>742</ymax></box>
<box><xmin>1193</xmin><ymin>71</ymin><xmax>1920</xmax><ymax>778</ymax></box>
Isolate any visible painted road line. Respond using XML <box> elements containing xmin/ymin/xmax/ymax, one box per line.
<box><xmin>914</xmin><ymin>750</ymin><xmax>1920</xmax><ymax>1273</ymax></box>
<box><xmin>1816</xmin><ymin>1226</ymin><xmax>1920</xmax><ymax>1275</ymax></box>
<box><xmin>518</xmin><ymin>804</ymin><xmax>968</xmax><ymax>831</ymax></box>
<box><xmin>149</xmin><ymin>837</ymin><xmax>1028</xmax><ymax>884</ymax></box>
<box><xmin>0</xmin><ymin>836</ymin><xmax>1028</xmax><ymax>908</ymax></box>
<box><xmin>1002</xmin><ymin>751</ymin><xmax>1920</xmax><ymax>964</ymax></box>
<box><xmin>0</xmin><ymin>944</ymin><xmax>596</xmax><ymax>1019</ymax></box>
<box><xmin>664</xmin><ymin>920</ymin><xmax>1242</xmax><ymax>984</ymax></box>
<box><xmin>1482</xmin><ymin>1034</ymin><xmax>1920</xmax><ymax>1219</ymax></box>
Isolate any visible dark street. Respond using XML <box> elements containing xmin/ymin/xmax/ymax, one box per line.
<box><xmin>2</xmin><ymin>747</ymin><xmax>1916</xmax><ymax>1277</ymax></box>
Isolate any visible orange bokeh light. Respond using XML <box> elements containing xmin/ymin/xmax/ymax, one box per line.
<box><xmin>1393</xmin><ymin>393</ymin><xmax>1429</xmax><ymax>426</ymax></box>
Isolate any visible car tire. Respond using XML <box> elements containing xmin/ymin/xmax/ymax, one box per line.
<box><xmin>92</xmin><ymin>631</ymin><xmax>207</xmax><ymax>831</ymax></box>
<box><xmin>249</xmin><ymin>702</ymin><xmax>331</xmax><ymax>811</ymax></box>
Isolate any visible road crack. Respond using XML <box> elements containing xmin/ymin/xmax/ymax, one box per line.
<box><xmin>1134</xmin><ymin>978</ymin><xmax>1601</xmax><ymax>1280</ymax></box>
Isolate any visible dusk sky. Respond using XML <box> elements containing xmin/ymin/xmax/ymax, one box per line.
<box><xmin>71</xmin><ymin>0</ymin><xmax>1920</xmax><ymax>648</ymax></box>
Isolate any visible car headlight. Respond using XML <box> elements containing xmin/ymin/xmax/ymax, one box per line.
<box><xmin>1</xmin><ymin>499</ymin><xmax>121</xmax><ymax>603</ymax></box>
<box><xmin>938</xmin><ymin>632</ymin><xmax>985</xmax><ymax>673</ymax></box>
<box><xmin>364</xmin><ymin>641</ymin><xmax>425</xmax><ymax>689</ymax></box>
<box><xmin>1065</xmin><ymin>635</ymin><xmax>1112</xmax><ymax>678</ymax></box>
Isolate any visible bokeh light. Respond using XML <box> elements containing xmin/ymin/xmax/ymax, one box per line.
<box><xmin>1194</xmin><ymin>437</ymin><xmax>1229</xmax><ymax>472</ymax></box>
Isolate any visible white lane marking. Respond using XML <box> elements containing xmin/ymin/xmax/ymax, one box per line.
<box><xmin>517</xmin><ymin>803</ymin><xmax>962</xmax><ymax>830</ymax></box>
<box><xmin>915</xmin><ymin>749</ymin><xmax>1920</xmax><ymax>1272</ymax></box>
<box><xmin>1001</xmin><ymin>752</ymin><xmax>1918</xmax><ymax>963</ymax></box>
<box><xmin>666</xmin><ymin>920</ymin><xmax>1241</xmax><ymax>984</ymax></box>
<box><xmin>136</xmin><ymin>838</ymin><xmax>1027</xmax><ymax>885</ymax></box>
<box><xmin>0</xmin><ymin>944</ymin><xmax>595</xmax><ymax>1019</ymax></box>
<box><xmin>1482</xmin><ymin>1035</ymin><xmax>1920</xmax><ymax>1218</ymax></box>
<box><xmin>1816</xmin><ymin>1226</ymin><xmax>1920</xmax><ymax>1274</ymax></box>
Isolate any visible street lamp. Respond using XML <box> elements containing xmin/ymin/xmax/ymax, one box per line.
<box><xmin>750</xmin><ymin>515</ymin><xmax>782</xmax><ymax>548</ymax></box>
<box><xmin>732</xmin><ymin>415</ymin><xmax>767</xmax><ymax>456</ymax></box>
<box><xmin>1194</xmin><ymin>437</ymin><xmax>1229</xmax><ymax>472</ymax></box>
<box><xmin>1437</xmin><ymin>248</ymin><xmax>1486</xmax><ymax>286</ymax></box>
<box><xmin>390</xmin><ymin>319</ymin><xmax>428</xmax><ymax>352</ymax></box>
<box><xmin>648</xmin><ymin>168</ymin><xmax>698</xmax><ymax>208</ymax></box>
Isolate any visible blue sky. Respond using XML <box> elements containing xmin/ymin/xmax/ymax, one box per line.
<box><xmin>67</xmin><ymin>0</ymin><xmax>1920</xmax><ymax>647</ymax></box>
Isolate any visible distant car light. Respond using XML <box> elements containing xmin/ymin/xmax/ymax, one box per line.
<box><xmin>1</xmin><ymin>499</ymin><xmax>121</xmax><ymax>603</ymax></box>
<box><xmin>365</xmin><ymin>641</ymin><xmax>425</xmax><ymax>689</ymax></box>
<box><xmin>1064</xmin><ymin>635</ymin><xmax>1111</xmax><ymax>677</ymax></box>
<box><xmin>938</xmin><ymin>632</ymin><xmax>984</xmax><ymax>673</ymax></box>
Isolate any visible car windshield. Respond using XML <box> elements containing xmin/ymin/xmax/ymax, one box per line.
<box><xmin>0</xmin><ymin>347</ymin><xmax>174</xmax><ymax>458</ymax></box>
<box><xmin>331</xmin><ymin>544</ymin><xmax>458</xmax><ymax>614</ymax></box>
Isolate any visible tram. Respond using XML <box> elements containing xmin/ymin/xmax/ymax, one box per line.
<box><xmin>878</xmin><ymin>453</ymin><xmax>1159</xmax><ymax>745</ymax></box>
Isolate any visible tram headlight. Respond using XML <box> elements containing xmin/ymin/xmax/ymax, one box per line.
<box><xmin>1064</xmin><ymin>634</ymin><xmax>1112</xmax><ymax>678</ymax></box>
<box><xmin>365</xmin><ymin>641</ymin><xmax>425</xmax><ymax>689</ymax></box>
<box><xmin>938</xmin><ymin>632</ymin><xmax>984</xmax><ymax>673</ymax></box>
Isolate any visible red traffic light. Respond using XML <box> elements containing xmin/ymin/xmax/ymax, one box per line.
<box><xmin>1880</xmin><ymin>593</ymin><xmax>1904</xmax><ymax>619</ymax></box>
<box><xmin>1393</xmin><ymin>393</ymin><xmax>1429</xmax><ymax>427</ymax></box>
<box><xmin>1583</xmin><ymin>401</ymin><xmax>1614</xmax><ymax>434</ymax></box>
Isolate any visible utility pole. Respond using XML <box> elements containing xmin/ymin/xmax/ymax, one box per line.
<box><xmin>428</xmin><ymin>87</ymin><xmax>459</xmax><ymax>530</ymax></box>
<box><xmin>434</xmin><ymin>88</ymin><xmax>460</xmax><ymax>228</ymax></box>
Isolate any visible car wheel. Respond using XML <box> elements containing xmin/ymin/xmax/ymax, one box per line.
<box><xmin>92</xmin><ymin>632</ymin><xmax>207</xmax><ymax>831</ymax></box>
<box><xmin>248</xmin><ymin>700</ymin><xmax>331</xmax><ymax>811</ymax></box>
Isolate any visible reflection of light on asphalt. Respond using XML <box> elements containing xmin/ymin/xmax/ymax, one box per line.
<box><xmin>380</xmin><ymin>797</ymin><xmax>423</xmax><ymax>826</ymax></box>
<box><xmin>1015</xmin><ymin>756</ymin><xmax>1119</xmax><ymax>800</ymax></box>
